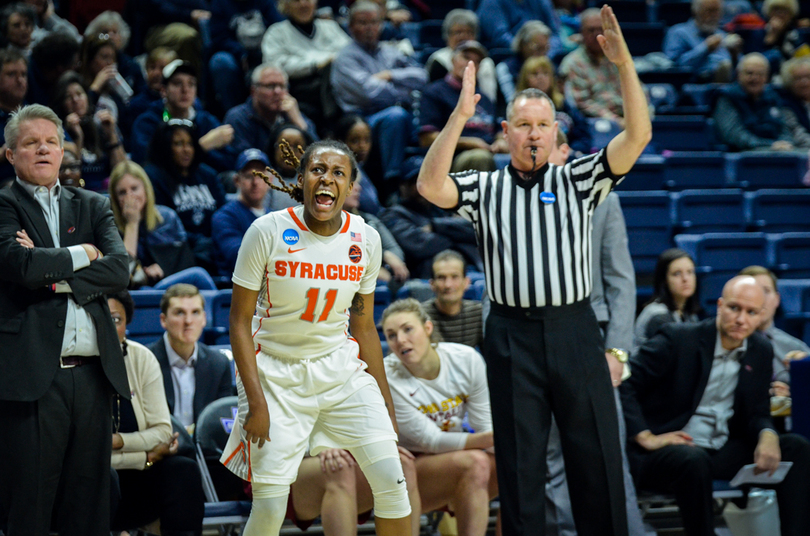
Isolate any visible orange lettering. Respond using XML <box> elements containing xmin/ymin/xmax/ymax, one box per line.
<box><xmin>301</xmin><ymin>263</ymin><xmax>313</xmax><ymax>279</ymax></box>
<box><xmin>339</xmin><ymin>265</ymin><xmax>349</xmax><ymax>280</ymax></box>
<box><xmin>349</xmin><ymin>265</ymin><xmax>357</xmax><ymax>281</ymax></box>
<box><xmin>357</xmin><ymin>267</ymin><xmax>364</xmax><ymax>281</ymax></box>
<box><xmin>288</xmin><ymin>261</ymin><xmax>300</xmax><ymax>277</ymax></box>
<box><xmin>326</xmin><ymin>264</ymin><xmax>338</xmax><ymax>280</ymax></box>
<box><xmin>274</xmin><ymin>260</ymin><xmax>287</xmax><ymax>276</ymax></box>
<box><xmin>313</xmin><ymin>264</ymin><xmax>325</xmax><ymax>280</ymax></box>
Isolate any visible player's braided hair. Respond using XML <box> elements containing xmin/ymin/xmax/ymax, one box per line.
<box><xmin>252</xmin><ymin>139</ymin><xmax>359</xmax><ymax>203</ymax></box>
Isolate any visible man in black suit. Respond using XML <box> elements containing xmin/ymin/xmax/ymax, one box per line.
<box><xmin>621</xmin><ymin>275</ymin><xmax>810</xmax><ymax>536</ymax></box>
<box><xmin>0</xmin><ymin>104</ymin><xmax>130</xmax><ymax>535</ymax></box>
<box><xmin>148</xmin><ymin>283</ymin><xmax>234</xmax><ymax>432</ymax></box>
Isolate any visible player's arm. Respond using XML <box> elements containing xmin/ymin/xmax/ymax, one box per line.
<box><xmin>416</xmin><ymin>62</ymin><xmax>481</xmax><ymax>209</ymax></box>
<box><xmin>230</xmin><ymin>283</ymin><xmax>271</xmax><ymax>448</ymax></box>
<box><xmin>350</xmin><ymin>291</ymin><xmax>399</xmax><ymax>435</ymax></box>
<box><xmin>600</xmin><ymin>5</ymin><xmax>652</xmax><ymax>176</ymax></box>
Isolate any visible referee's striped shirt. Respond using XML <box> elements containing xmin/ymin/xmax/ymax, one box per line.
<box><xmin>450</xmin><ymin>149</ymin><xmax>622</xmax><ymax>308</ymax></box>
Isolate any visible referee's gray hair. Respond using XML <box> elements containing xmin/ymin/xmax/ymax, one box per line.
<box><xmin>511</xmin><ymin>20</ymin><xmax>552</xmax><ymax>54</ymax></box>
<box><xmin>442</xmin><ymin>9</ymin><xmax>479</xmax><ymax>41</ymax></box>
<box><xmin>5</xmin><ymin>104</ymin><xmax>65</xmax><ymax>150</ymax></box>
<box><xmin>506</xmin><ymin>88</ymin><xmax>557</xmax><ymax>121</ymax></box>
<box><xmin>381</xmin><ymin>298</ymin><xmax>443</xmax><ymax>344</ymax></box>
<box><xmin>251</xmin><ymin>63</ymin><xmax>288</xmax><ymax>86</ymax></box>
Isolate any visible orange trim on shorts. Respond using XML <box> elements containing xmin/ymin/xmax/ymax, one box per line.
<box><xmin>222</xmin><ymin>442</ymin><xmax>245</xmax><ymax>466</ymax></box>
<box><xmin>287</xmin><ymin>207</ymin><xmax>308</xmax><ymax>230</ymax></box>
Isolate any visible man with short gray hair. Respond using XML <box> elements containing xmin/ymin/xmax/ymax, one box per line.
<box><xmin>0</xmin><ymin>103</ymin><xmax>130</xmax><ymax>535</ymax></box>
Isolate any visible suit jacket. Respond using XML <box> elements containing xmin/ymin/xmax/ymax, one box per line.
<box><xmin>0</xmin><ymin>182</ymin><xmax>130</xmax><ymax>401</ymax></box>
<box><xmin>589</xmin><ymin>192</ymin><xmax>636</xmax><ymax>350</ymax></box>
<box><xmin>620</xmin><ymin>318</ymin><xmax>774</xmax><ymax>450</ymax></box>
<box><xmin>149</xmin><ymin>337</ymin><xmax>234</xmax><ymax>423</ymax></box>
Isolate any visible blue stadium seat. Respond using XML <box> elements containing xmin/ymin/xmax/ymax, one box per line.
<box><xmin>674</xmin><ymin>232</ymin><xmax>772</xmax><ymax>273</ymax></box>
<box><xmin>647</xmin><ymin>83</ymin><xmax>679</xmax><ymax>113</ymax></box>
<box><xmin>771</xmin><ymin>232</ymin><xmax>810</xmax><ymax>279</ymax></box>
<box><xmin>638</xmin><ymin>67</ymin><xmax>694</xmax><ymax>91</ymax></box>
<box><xmin>746</xmin><ymin>189</ymin><xmax>810</xmax><ymax>233</ymax></box>
<box><xmin>695</xmin><ymin>271</ymin><xmax>731</xmax><ymax>316</ymax></box>
<box><xmin>464</xmin><ymin>279</ymin><xmax>486</xmax><ymax>300</ymax></box>
<box><xmin>587</xmin><ymin>117</ymin><xmax>622</xmax><ymax>151</ymax></box>
<box><xmin>617</xmin><ymin>191</ymin><xmax>673</xmax><ymax>277</ymax></box>
<box><xmin>679</xmin><ymin>83</ymin><xmax>727</xmax><ymax>107</ymax></box>
<box><xmin>650</xmin><ymin>116</ymin><xmax>716</xmax><ymax>151</ymax></box>
<box><xmin>128</xmin><ymin>290</ymin><xmax>165</xmax><ymax>345</ymax></box>
<box><xmin>730</xmin><ymin>152</ymin><xmax>808</xmax><ymax>189</ymax></box>
<box><xmin>672</xmin><ymin>189</ymin><xmax>746</xmax><ymax>233</ymax></box>
<box><xmin>204</xmin><ymin>289</ymin><xmax>232</xmax><ymax>345</ymax></box>
<box><xmin>662</xmin><ymin>151</ymin><xmax>728</xmax><ymax>190</ymax></box>
<box><xmin>374</xmin><ymin>284</ymin><xmax>391</xmax><ymax>326</ymax></box>
<box><xmin>778</xmin><ymin>279</ymin><xmax>810</xmax><ymax>345</ymax></box>
<box><xmin>620</xmin><ymin>22</ymin><xmax>666</xmax><ymax>56</ymax></box>
<box><xmin>619</xmin><ymin>154</ymin><xmax>666</xmax><ymax>190</ymax></box>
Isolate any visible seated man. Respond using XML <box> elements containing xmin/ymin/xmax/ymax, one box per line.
<box><xmin>421</xmin><ymin>250</ymin><xmax>483</xmax><ymax>349</ymax></box>
<box><xmin>224</xmin><ymin>63</ymin><xmax>316</xmax><ymax>155</ymax></box>
<box><xmin>419</xmin><ymin>41</ymin><xmax>507</xmax><ymax>173</ymax></box>
<box><xmin>331</xmin><ymin>1</ymin><xmax>427</xmax><ymax>182</ymax></box>
<box><xmin>713</xmin><ymin>52</ymin><xmax>796</xmax><ymax>151</ymax></box>
<box><xmin>130</xmin><ymin>60</ymin><xmax>237</xmax><ymax>171</ymax></box>
<box><xmin>148</xmin><ymin>283</ymin><xmax>234</xmax><ymax>432</ymax></box>
<box><xmin>739</xmin><ymin>265</ymin><xmax>810</xmax><ymax>400</ymax></box>
<box><xmin>212</xmin><ymin>149</ymin><xmax>272</xmax><ymax>278</ymax></box>
<box><xmin>663</xmin><ymin>0</ymin><xmax>742</xmax><ymax>83</ymax></box>
<box><xmin>620</xmin><ymin>275</ymin><xmax>810</xmax><ymax>536</ymax></box>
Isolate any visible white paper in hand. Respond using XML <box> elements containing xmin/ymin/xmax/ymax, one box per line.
<box><xmin>729</xmin><ymin>462</ymin><xmax>793</xmax><ymax>487</ymax></box>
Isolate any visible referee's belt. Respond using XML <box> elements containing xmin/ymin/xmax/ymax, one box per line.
<box><xmin>490</xmin><ymin>298</ymin><xmax>591</xmax><ymax>320</ymax></box>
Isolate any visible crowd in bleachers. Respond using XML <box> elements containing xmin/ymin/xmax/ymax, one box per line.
<box><xmin>4</xmin><ymin>0</ymin><xmax>810</xmax><ymax>534</ymax></box>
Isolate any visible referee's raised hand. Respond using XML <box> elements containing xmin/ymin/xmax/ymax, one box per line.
<box><xmin>597</xmin><ymin>4</ymin><xmax>632</xmax><ymax>68</ymax></box>
<box><xmin>454</xmin><ymin>60</ymin><xmax>481</xmax><ymax>121</ymax></box>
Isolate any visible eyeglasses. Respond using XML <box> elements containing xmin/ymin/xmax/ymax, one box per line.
<box><xmin>255</xmin><ymin>82</ymin><xmax>287</xmax><ymax>91</ymax></box>
<box><xmin>166</xmin><ymin>118</ymin><xmax>194</xmax><ymax>128</ymax></box>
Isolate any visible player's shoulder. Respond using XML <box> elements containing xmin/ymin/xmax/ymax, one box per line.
<box><xmin>437</xmin><ymin>342</ymin><xmax>482</xmax><ymax>365</ymax></box>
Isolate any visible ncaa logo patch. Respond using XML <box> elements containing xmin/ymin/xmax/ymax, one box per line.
<box><xmin>540</xmin><ymin>192</ymin><xmax>556</xmax><ymax>204</ymax></box>
<box><xmin>282</xmin><ymin>229</ymin><xmax>300</xmax><ymax>245</ymax></box>
<box><xmin>348</xmin><ymin>244</ymin><xmax>362</xmax><ymax>263</ymax></box>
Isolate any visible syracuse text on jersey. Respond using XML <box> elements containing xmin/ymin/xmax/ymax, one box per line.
<box><xmin>274</xmin><ymin>260</ymin><xmax>366</xmax><ymax>282</ymax></box>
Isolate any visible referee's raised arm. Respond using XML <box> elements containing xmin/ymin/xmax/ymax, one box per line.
<box><xmin>416</xmin><ymin>61</ymin><xmax>480</xmax><ymax>209</ymax></box>
<box><xmin>601</xmin><ymin>4</ymin><xmax>653</xmax><ymax>175</ymax></box>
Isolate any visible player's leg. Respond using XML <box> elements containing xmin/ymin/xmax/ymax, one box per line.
<box><xmin>291</xmin><ymin>451</ymin><xmax>359</xmax><ymax>536</ymax></box>
<box><xmin>349</xmin><ymin>441</ymin><xmax>411</xmax><ymax>536</ymax></box>
<box><xmin>355</xmin><ymin>448</ymin><xmax>421</xmax><ymax>536</ymax></box>
<box><xmin>242</xmin><ymin>483</ymin><xmax>289</xmax><ymax>536</ymax></box>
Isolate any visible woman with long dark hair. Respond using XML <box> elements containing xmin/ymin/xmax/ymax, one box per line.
<box><xmin>633</xmin><ymin>248</ymin><xmax>701</xmax><ymax>351</ymax></box>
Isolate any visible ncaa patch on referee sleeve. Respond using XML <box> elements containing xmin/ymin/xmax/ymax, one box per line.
<box><xmin>540</xmin><ymin>192</ymin><xmax>556</xmax><ymax>204</ymax></box>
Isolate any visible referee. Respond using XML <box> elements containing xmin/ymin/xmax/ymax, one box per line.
<box><xmin>415</xmin><ymin>6</ymin><xmax>651</xmax><ymax>536</ymax></box>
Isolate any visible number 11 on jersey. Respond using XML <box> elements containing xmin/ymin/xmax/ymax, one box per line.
<box><xmin>300</xmin><ymin>288</ymin><xmax>338</xmax><ymax>323</ymax></box>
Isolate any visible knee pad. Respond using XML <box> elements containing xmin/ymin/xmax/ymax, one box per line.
<box><xmin>351</xmin><ymin>441</ymin><xmax>411</xmax><ymax>519</ymax></box>
<box><xmin>242</xmin><ymin>485</ymin><xmax>288</xmax><ymax>536</ymax></box>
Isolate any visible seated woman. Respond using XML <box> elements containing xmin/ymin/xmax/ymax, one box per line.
<box><xmin>381</xmin><ymin>299</ymin><xmax>498</xmax><ymax>536</ymax></box>
<box><xmin>334</xmin><ymin>114</ymin><xmax>382</xmax><ymax>215</ymax></box>
<box><xmin>516</xmin><ymin>55</ymin><xmax>592</xmax><ymax>158</ymax></box>
<box><xmin>265</xmin><ymin>122</ymin><xmax>312</xmax><ymax>212</ymax></box>
<box><xmin>84</xmin><ymin>10</ymin><xmax>147</xmax><ymax>96</ymax></box>
<box><xmin>144</xmin><ymin>119</ymin><xmax>227</xmax><ymax>272</ymax></box>
<box><xmin>495</xmin><ymin>20</ymin><xmax>552</xmax><ymax>103</ymax></box>
<box><xmin>108</xmin><ymin>160</ymin><xmax>216</xmax><ymax>290</ymax></box>
<box><xmin>52</xmin><ymin>71</ymin><xmax>127</xmax><ymax>191</ymax></box>
<box><xmin>633</xmin><ymin>248</ymin><xmax>701</xmax><ymax>352</ymax></box>
<box><xmin>107</xmin><ymin>289</ymin><xmax>205</xmax><ymax>536</ymax></box>
<box><xmin>79</xmin><ymin>33</ymin><xmax>130</xmax><ymax>125</ymax></box>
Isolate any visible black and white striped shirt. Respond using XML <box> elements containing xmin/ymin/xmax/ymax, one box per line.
<box><xmin>451</xmin><ymin>149</ymin><xmax>621</xmax><ymax>308</ymax></box>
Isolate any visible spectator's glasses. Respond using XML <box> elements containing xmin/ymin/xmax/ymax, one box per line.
<box><xmin>166</xmin><ymin>118</ymin><xmax>194</xmax><ymax>128</ymax></box>
<box><xmin>255</xmin><ymin>82</ymin><xmax>287</xmax><ymax>91</ymax></box>
<box><xmin>97</xmin><ymin>33</ymin><xmax>111</xmax><ymax>41</ymax></box>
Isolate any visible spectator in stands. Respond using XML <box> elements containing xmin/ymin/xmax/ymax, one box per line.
<box><xmin>421</xmin><ymin>250</ymin><xmax>482</xmax><ymax>348</ymax></box>
<box><xmin>476</xmin><ymin>0</ymin><xmax>561</xmax><ymax>55</ymax></box>
<box><xmin>148</xmin><ymin>284</ymin><xmax>235</xmax><ymax>432</ymax></box>
<box><xmin>141</xmin><ymin>0</ymin><xmax>207</xmax><ymax>77</ymax></box>
<box><xmin>739</xmin><ymin>266</ymin><xmax>810</xmax><ymax>398</ymax></box>
<box><xmin>425</xmin><ymin>9</ymin><xmax>498</xmax><ymax>104</ymax></box>
<box><xmin>663</xmin><ymin>0</ymin><xmax>742</xmax><ymax>83</ymax></box>
<box><xmin>559</xmin><ymin>8</ymin><xmax>624</xmax><ymax>124</ymax></box>
<box><xmin>713</xmin><ymin>52</ymin><xmax>796</xmax><ymax>151</ymax></box>
<box><xmin>344</xmin><ymin>175</ymin><xmax>409</xmax><ymax>286</ymax></box>
<box><xmin>759</xmin><ymin>0</ymin><xmax>802</xmax><ymax>69</ymax></box>
<box><xmin>620</xmin><ymin>275</ymin><xmax>810</xmax><ymax>536</ymax></box>
<box><xmin>225</xmin><ymin>63</ymin><xmax>315</xmax><ymax>156</ymax></box>
<box><xmin>634</xmin><ymin>248</ymin><xmax>701</xmax><ymax>352</ymax></box>
<box><xmin>84</xmin><ymin>11</ymin><xmax>146</xmax><ymax>97</ymax></box>
<box><xmin>109</xmin><ymin>160</ymin><xmax>216</xmax><ymax>291</ymax></box>
<box><xmin>144</xmin><ymin>119</ymin><xmax>227</xmax><ymax>272</ymax></box>
<box><xmin>778</xmin><ymin>56</ymin><xmax>810</xmax><ymax>148</ymax></box>
<box><xmin>27</xmin><ymin>0</ymin><xmax>80</xmax><ymax>45</ymax></box>
<box><xmin>366</xmin><ymin>0</ymin><xmax>413</xmax><ymax>42</ymax></box>
<box><xmin>78</xmin><ymin>33</ymin><xmax>129</xmax><ymax>125</ymax></box>
<box><xmin>517</xmin><ymin>55</ymin><xmax>592</xmax><ymax>158</ymax></box>
<box><xmin>0</xmin><ymin>3</ymin><xmax>35</xmax><ymax>57</ymax></box>
<box><xmin>381</xmin><ymin>298</ymin><xmax>498</xmax><ymax>536</ymax></box>
<box><xmin>380</xmin><ymin>157</ymin><xmax>482</xmax><ymax>279</ymax></box>
<box><xmin>420</xmin><ymin>41</ymin><xmax>504</xmax><ymax>173</ymax></box>
<box><xmin>331</xmin><ymin>1</ymin><xmax>427</xmax><ymax>182</ymax></box>
<box><xmin>127</xmin><ymin>47</ymin><xmax>177</xmax><ymax>131</ymax></box>
<box><xmin>107</xmin><ymin>289</ymin><xmax>205</xmax><ymax>536</ymax></box>
<box><xmin>52</xmin><ymin>71</ymin><xmax>127</xmax><ymax>192</ymax></box>
<box><xmin>211</xmin><ymin>148</ymin><xmax>272</xmax><ymax>277</ymax></box>
<box><xmin>26</xmin><ymin>30</ymin><xmax>79</xmax><ymax>106</ymax></box>
<box><xmin>334</xmin><ymin>114</ymin><xmax>382</xmax><ymax>215</ymax></box>
<box><xmin>59</xmin><ymin>146</ymin><xmax>83</xmax><ymax>188</ymax></box>
<box><xmin>131</xmin><ymin>60</ymin><xmax>237</xmax><ymax>172</ymax></box>
<box><xmin>496</xmin><ymin>20</ymin><xmax>553</xmax><ymax>103</ymax></box>
<box><xmin>261</xmin><ymin>0</ymin><xmax>351</xmax><ymax>130</ymax></box>
<box><xmin>266</xmin><ymin>122</ymin><xmax>312</xmax><ymax>212</ymax></box>
<box><xmin>0</xmin><ymin>47</ymin><xmax>27</xmax><ymax>186</ymax></box>
<box><xmin>208</xmin><ymin>0</ymin><xmax>283</xmax><ymax>113</ymax></box>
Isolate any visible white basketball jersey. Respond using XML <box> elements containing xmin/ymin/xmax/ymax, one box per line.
<box><xmin>233</xmin><ymin>206</ymin><xmax>381</xmax><ymax>360</ymax></box>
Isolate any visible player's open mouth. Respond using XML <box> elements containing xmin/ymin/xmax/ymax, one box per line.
<box><xmin>315</xmin><ymin>189</ymin><xmax>335</xmax><ymax>208</ymax></box>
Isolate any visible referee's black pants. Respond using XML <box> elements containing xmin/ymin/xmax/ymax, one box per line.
<box><xmin>484</xmin><ymin>300</ymin><xmax>628</xmax><ymax>536</ymax></box>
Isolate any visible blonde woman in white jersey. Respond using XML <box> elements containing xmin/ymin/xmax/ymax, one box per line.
<box><xmin>382</xmin><ymin>298</ymin><xmax>498</xmax><ymax>536</ymax></box>
<box><xmin>221</xmin><ymin>140</ymin><xmax>412</xmax><ymax>536</ymax></box>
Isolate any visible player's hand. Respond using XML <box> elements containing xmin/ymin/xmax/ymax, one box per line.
<box><xmin>771</xmin><ymin>380</ymin><xmax>791</xmax><ymax>398</ymax></box>
<box><xmin>397</xmin><ymin>446</ymin><xmax>415</xmax><ymax>460</ymax></box>
<box><xmin>754</xmin><ymin>430</ymin><xmax>781</xmax><ymax>475</ymax></box>
<box><xmin>318</xmin><ymin>448</ymin><xmax>354</xmax><ymax>473</ymax></box>
<box><xmin>16</xmin><ymin>229</ymin><xmax>33</xmax><ymax>249</ymax></box>
<box><xmin>635</xmin><ymin>430</ymin><xmax>694</xmax><ymax>451</ymax></box>
<box><xmin>199</xmin><ymin>125</ymin><xmax>234</xmax><ymax>151</ymax></box>
<box><xmin>597</xmin><ymin>4</ymin><xmax>632</xmax><ymax>68</ymax></box>
<box><xmin>244</xmin><ymin>404</ymin><xmax>271</xmax><ymax>448</ymax></box>
<box><xmin>144</xmin><ymin>263</ymin><xmax>165</xmax><ymax>282</ymax></box>
<box><xmin>454</xmin><ymin>61</ymin><xmax>481</xmax><ymax>121</ymax></box>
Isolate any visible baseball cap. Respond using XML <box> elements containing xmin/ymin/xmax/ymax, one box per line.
<box><xmin>454</xmin><ymin>40</ymin><xmax>488</xmax><ymax>58</ymax></box>
<box><xmin>236</xmin><ymin>148</ymin><xmax>271</xmax><ymax>171</ymax></box>
<box><xmin>163</xmin><ymin>59</ymin><xmax>197</xmax><ymax>82</ymax></box>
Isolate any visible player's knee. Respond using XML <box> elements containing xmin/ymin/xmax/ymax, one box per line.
<box><xmin>323</xmin><ymin>462</ymin><xmax>357</xmax><ymax>495</ymax></box>
<box><xmin>460</xmin><ymin>449</ymin><xmax>492</xmax><ymax>488</ymax></box>
<box><xmin>363</xmin><ymin>456</ymin><xmax>411</xmax><ymax>519</ymax></box>
<box><xmin>244</xmin><ymin>484</ymin><xmax>288</xmax><ymax>536</ymax></box>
